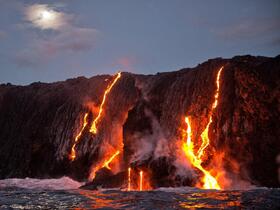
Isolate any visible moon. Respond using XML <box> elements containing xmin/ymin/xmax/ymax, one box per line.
<box><xmin>41</xmin><ymin>10</ymin><xmax>54</xmax><ymax>22</ymax></box>
<box><xmin>25</xmin><ymin>4</ymin><xmax>64</xmax><ymax>30</ymax></box>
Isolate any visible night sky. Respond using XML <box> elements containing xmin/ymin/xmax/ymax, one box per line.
<box><xmin>0</xmin><ymin>0</ymin><xmax>279</xmax><ymax>85</ymax></box>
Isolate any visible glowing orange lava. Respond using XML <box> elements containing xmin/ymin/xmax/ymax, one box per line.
<box><xmin>102</xmin><ymin>150</ymin><xmax>120</xmax><ymax>170</ymax></box>
<box><xmin>69</xmin><ymin>113</ymin><xmax>89</xmax><ymax>161</ymax></box>
<box><xmin>197</xmin><ymin>66</ymin><xmax>223</xmax><ymax>159</ymax></box>
<box><xmin>89</xmin><ymin>150</ymin><xmax>120</xmax><ymax>180</ymax></box>
<box><xmin>182</xmin><ymin>66</ymin><xmax>224</xmax><ymax>190</ymax></box>
<box><xmin>90</xmin><ymin>72</ymin><xmax>122</xmax><ymax>134</ymax></box>
<box><xmin>128</xmin><ymin>167</ymin><xmax>131</xmax><ymax>191</ymax></box>
<box><xmin>182</xmin><ymin>117</ymin><xmax>221</xmax><ymax>189</ymax></box>
<box><xmin>139</xmin><ymin>171</ymin><xmax>143</xmax><ymax>191</ymax></box>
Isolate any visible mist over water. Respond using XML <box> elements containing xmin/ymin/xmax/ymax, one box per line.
<box><xmin>0</xmin><ymin>177</ymin><xmax>279</xmax><ymax>209</ymax></box>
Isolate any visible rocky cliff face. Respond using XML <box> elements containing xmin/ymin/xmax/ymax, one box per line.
<box><xmin>0</xmin><ymin>55</ymin><xmax>279</xmax><ymax>188</ymax></box>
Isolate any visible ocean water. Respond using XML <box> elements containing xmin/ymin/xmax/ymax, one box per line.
<box><xmin>0</xmin><ymin>177</ymin><xmax>279</xmax><ymax>210</ymax></box>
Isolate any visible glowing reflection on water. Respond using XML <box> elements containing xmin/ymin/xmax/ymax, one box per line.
<box><xmin>179</xmin><ymin>191</ymin><xmax>241</xmax><ymax>209</ymax></box>
<box><xmin>0</xmin><ymin>187</ymin><xmax>279</xmax><ymax>209</ymax></box>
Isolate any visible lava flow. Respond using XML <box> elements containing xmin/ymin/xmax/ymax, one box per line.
<box><xmin>139</xmin><ymin>171</ymin><xmax>143</xmax><ymax>191</ymax></box>
<box><xmin>89</xmin><ymin>150</ymin><xmax>120</xmax><ymax>180</ymax></box>
<box><xmin>182</xmin><ymin>66</ymin><xmax>224</xmax><ymax>190</ymax></box>
<box><xmin>102</xmin><ymin>150</ymin><xmax>120</xmax><ymax>170</ymax></box>
<box><xmin>182</xmin><ymin>117</ymin><xmax>221</xmax><ymax>189</ymax></box>
<box><xmin>128</xmin><ymin>167</ymin><xmax>131</xmax><ymax>191</ymax></box>
<box><xmin>89</xmin><ymin>72</ymin><xmax>121</xmax><ymax>134</ymax></box>
<box><xmin>69</xmin><ymin>72</ymin><xmax>121</xmax><ymax>161</ymax></box>
<box><xmin>69</xmin><ymin>113</ymin><xmax>89</xmax><ymax>161</ymax></box>
<box><xmin>197</xmin><ymin>66</ymin><xmax>223</xmax><ymax>159</ymax></box>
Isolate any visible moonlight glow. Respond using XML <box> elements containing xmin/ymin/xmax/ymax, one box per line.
<box><xmin>25</xmin><ymin>4</ymin><xmax>66</xmax><ymax>30</ymax></box>
<box><xmin>41</xmin><ymin>10</ymin><xmax>54</xmax><ymax>21</ymax></box>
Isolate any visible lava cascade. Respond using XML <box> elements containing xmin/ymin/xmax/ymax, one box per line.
<box><xmin>139</xmin><ymin>171</ymin><xmax>143</xmax><ymax>191</ymax></box>
<box><xmin>69</xmin><ymin>113</ymin><xmax>89</xmax><ymax>161</ymax></box>
<box><xmin>182</xmin><ymin>66</ymin><xmax>224</xmax><ymax>189</ymax></box>
<box><xmin>69</xmin><ymin>71</ymin><xmax>122</xmax><ymax>178</ymax></box>
<box><xmin>102</xmin><ymin>150</ymin><xmax>120</xmax><ymax>170</ymax></box>
<box><xmin>90</xmin><ymin>72</ymin><xmax>122</xmax><ymax>134</ymax></box>
<box><xmin>69</xmin><ymin>72</ymin><xmax>121</xmax><ymax>161</ymax></box>
<box><xmin>127</xmin><ymin>167</ymin><xmax>131</xmax><ymax>191</ymax></box>
<box><xmin>125</xmin><ymin>168</ymin><xmax>151</xmax><ymax>191</ymax></box>
<box><xmin>87</xmin><ymin>72</ymin><xmax>123</xmax><ymax>180</ymax></box>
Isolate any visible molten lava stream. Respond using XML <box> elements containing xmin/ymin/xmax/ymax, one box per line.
<box><xmin>182</xmin><ymin>66</ymin><xmax>224</xmax><ymax>190</ymax></box>
<box><xmin>139</xmin><ymin>171</ymin><xmax>143</xmax><ymax>191</ymax></box>
<box><xmin>90</xmin><ymin>72</ymin><xmax>121</xmax><ymax>134</ymax></box>
<box><xmin>197</xmin><ymin>66</ymin><xmax>223</xmax><ymax>159</ymax></box>
<box><xmin>183</xmin><ymin>117</ymin><xmax>220</xmax><ymax>189</ymax></box>
<box><xmin>89</xmin><ymin>150</ymin><xmax>120</xmax><ymax>180</ymax></box>
<box><xmin>127</xmin><ymin>167</ymin><xmax>131</xmax><ymax>191</ymax></box>
<box><xmin>102</xmin><ymin>150</ymin><xmax>120</xmax><ymax>170</ymax></box>
<box><xmin>69</xmin><ymin>113</ymin><xmax>89</xmax><ymax>161</ymax></box>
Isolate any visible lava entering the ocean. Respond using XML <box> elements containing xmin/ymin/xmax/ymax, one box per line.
<box><xmin>139</xmin><ymin>170</ymin><xmax>143</xmax><ymax>191</ymax></box>
<box><xmin>128</xmin><ymin>167</ymin><xmax>131</xmax><ymax>191</ymax></box>
<box><xmin>125</xmin><ymin>168</ymin><xmax>151</xmax><ymax>191</ymax></box>
<box><xmin>182</xmin><ymin>66</ymin><xmax>224</xmax><ymax>190</ymax></box>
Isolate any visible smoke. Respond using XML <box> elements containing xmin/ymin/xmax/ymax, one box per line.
<box><xmin>173</xmin><ymin>146</ymin><xmax>196</xmax><ymax>178</ymax></box>
<box><xmin>133</xmin><ymin>78</ymin><xmax>195</xmax><ymax>179</ymax></box>
<box><xmin>146</xmin><ymin>109</ymin><xmax>170</xmax><ymax>159</ymax></box>
<box><xmin>130</xmin><ymin>132</ymin><xmax>154</xmax><ymax>162</ymax></box>
<box><xmin>130</xmin><ymin>109</ymin><xmax>171</xmax><ymax>163</ymax></box>
<box><xmin>132</xmin><ymin>78</ymin><xmax>171</xmax><ymax>162</ymax></box>
<box><xmin>134</xmin><ymin>77</ymin><xmax>151</xmax><ymax>101</ymax></box>
<box><xmin>208</xmin><ymin>150</ymin><xmax>254</xmax><ymax>190</ymax></box>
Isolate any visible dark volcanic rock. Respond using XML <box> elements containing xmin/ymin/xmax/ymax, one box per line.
<box><xmin>0</xmin><ymin>55</ymin><xmax>279</xmax><ymax>188</ymax></box>
<box><xmin>80</xmin><ymin>169</ymin><xmax>126</xmax><ymax>190</ymax></box>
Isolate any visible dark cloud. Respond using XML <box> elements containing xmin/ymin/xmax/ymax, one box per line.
<box><xmin>15</xmin><ymin>27</ymin><xmax>98</xmax><ymax>67</ymax></box>
<box><xmin>33</xmin><ymin>27</ymin><xmax>98</xmax><ymax>55</ymax></box>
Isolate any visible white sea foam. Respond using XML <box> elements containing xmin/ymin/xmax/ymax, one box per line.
<box><xmin>0</xmin><ymin>176</ymin><xmax>83</xmax><ymax>190</ymax></box>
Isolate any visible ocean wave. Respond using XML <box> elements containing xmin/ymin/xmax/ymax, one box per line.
<box><xmin>0</xmin><ymin>176</ymin><xmax>83</xmax><ymax>190</ymax></box>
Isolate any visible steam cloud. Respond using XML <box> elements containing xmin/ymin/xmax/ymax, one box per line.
<box><xmin>130</xmin><ymin>109</ymin><xmax>170</xmax><ymax>163</ymax></box>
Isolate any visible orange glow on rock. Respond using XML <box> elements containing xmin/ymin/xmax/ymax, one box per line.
<box><xmin>90</xmin><ymin>72</ymin><xmax>121</xmax><ymax>134</ymax></box>
<box><xmin>69</xmin><ymin>113</ymin><xmax>89</xmax><ymax>161</ymax></box>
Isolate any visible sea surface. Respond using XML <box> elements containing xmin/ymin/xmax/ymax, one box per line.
<box><xmin>0</xmin><ymin>177</ymin><xmax>279</xmax><ymax>210</ymax></box>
